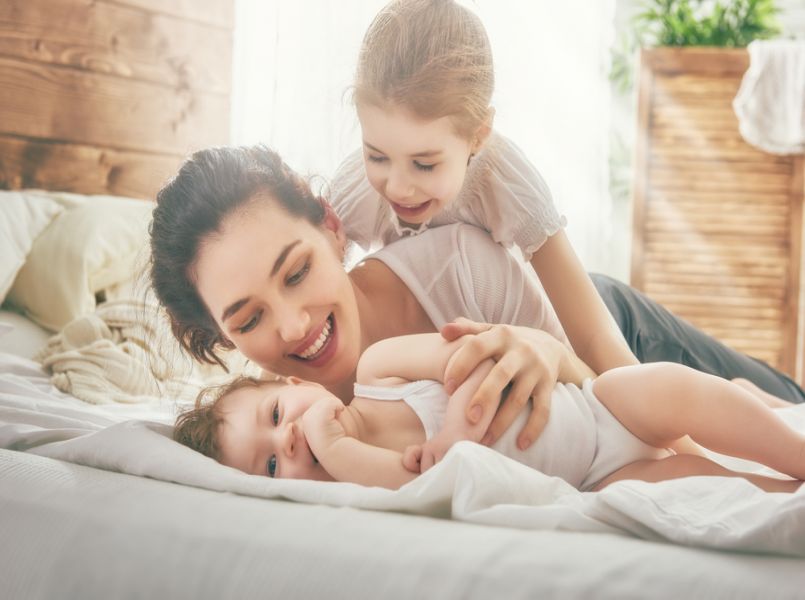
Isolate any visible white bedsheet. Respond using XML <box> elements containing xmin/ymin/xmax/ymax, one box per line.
<box><xmin>2</xmin><ymin>352</ymin><xmax>805</xmax><ymax>560</ymax></box>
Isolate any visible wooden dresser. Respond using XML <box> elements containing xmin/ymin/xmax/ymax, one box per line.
<box><xmin>631</xmin><ymin>47</ymin><xmax>805</xmax><ymax>381</ymax></box>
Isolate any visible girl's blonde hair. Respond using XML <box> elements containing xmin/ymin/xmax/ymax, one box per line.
<box><xmin>354</xmin><ymin>0</ymin><xmax>494</xmax><ymax>139</ymax></box>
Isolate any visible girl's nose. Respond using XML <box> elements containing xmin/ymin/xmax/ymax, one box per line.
<box><xmin>385</xmin><ymin>168</ymin><xmax>413</xmax><ymax>202</ymax></box>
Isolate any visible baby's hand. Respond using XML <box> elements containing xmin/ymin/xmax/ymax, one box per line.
<box><xmin>301</xmin><ymin>396</ymin><xmax>346</xmax><ymax>457</ymax></box>
<box><xmin>402</xmin><ymin>445</ymin><xmax>422</xmax><ymax>473</ymax></box>
<box><xmin>402</xmin><ymin>433</ymin><xmax>458</xmax><ymax>473</ymax></box>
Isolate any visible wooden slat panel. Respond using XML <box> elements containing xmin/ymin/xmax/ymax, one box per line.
<box><xmin>0</xmin><ymin>0</ymin><xmax>233</xmax><ymax>93</ymax></box>
<box><xmin>109</xmin><ymin>0</ymin><xmax>234</xmax><ymax>29</ymax></box>
<box><xmin>633</xmin><ymin>48</ymin><xmax>800</xmax><ymax>377</ymax></box>
<box><xmin>0</xmin><ymin>56</ymin><xmax>229</xmax><ymax>155</ymax></box>
<box><xmin>643</xmin><ymin>47</ymin><xmax>749</xmax><ymax>75</ymax></box>
<box><xmin>0</xmin><ymin>135</ymin><xmax>181</xmax><ymax>199</ymax></box>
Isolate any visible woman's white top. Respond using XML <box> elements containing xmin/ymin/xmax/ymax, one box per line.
<box><xmin>354</xmin><ymin>378</ymin><xmax>671</xmax><ymax>491</ymax></box>
<box><xmin>367</xmin><ymin>223</ymin><xmax>569</xmax><ymax>345</ymax></box>
<box><xmin>330</xmin><ymin>131</ymin><xmax>566</xmax><ymax>260</ymax></box>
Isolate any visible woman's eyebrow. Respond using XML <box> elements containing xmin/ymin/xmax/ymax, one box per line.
<box><xmin>220</xmin><ymin>240</ymin><xmax>302</xmax><ymax>322</ymax></box>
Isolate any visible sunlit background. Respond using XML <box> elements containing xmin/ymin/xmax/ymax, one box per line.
<box><xmin>230</xmin><ymin>0</ymin><xmax>805</xmax><ymax>280</ymax></box>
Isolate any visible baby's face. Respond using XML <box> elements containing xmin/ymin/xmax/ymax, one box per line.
<box><xmin>216</xmin><ymin>380</ymin><xmax>334</xmax><ymax>481</ymax></box>
<box><xmin>357</xmin><ymin>101</ymin><xmax>475</xmax><ymax>226</ymax></box>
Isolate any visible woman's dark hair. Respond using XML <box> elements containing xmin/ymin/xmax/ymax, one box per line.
<box><xmin>149</xmin><ymin>145</ymin><xmax>325</xmax><ymax>368</ymax></box>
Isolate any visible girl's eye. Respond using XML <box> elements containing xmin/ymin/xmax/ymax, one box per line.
<box><xmin>272</xmin><ymin>403</ymin><xmax>279</xmax><ymax>426</ymax></box>
<box><xmin>287</xmin><ymin>261</ymin><xmax>310</xmax><ymax>286</ymax></box>
<box><xmin>413</xmin><ymin>161</ymin><xmax>435</xmax><ymax>172</ymax></box>
<box><xmin>267</xmin><ymin>455</ymin><xmax>277</xmax><ymax>478</ymax></box>
<box><xmin>238</xmin><ymin>312</ymin><xmax>261</xmax><ymax>334</ymax></box>
<box><xmin>367</xmin><ymin>155</ymin><xmax>386</xmax><ymax>163</ymax></box>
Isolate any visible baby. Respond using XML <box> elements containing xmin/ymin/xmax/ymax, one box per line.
<box><xmin>175</xmin><ymin>333</ymin><xmax>804</xmax><ymax>492</ymax></box>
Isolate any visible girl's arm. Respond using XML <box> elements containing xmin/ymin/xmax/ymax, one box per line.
<box><xmin>530</xmin><ymin>231</ymin><xmax>638</xmax><ymax>373</ymax></box>
<box><xmin>301</xmin><ymin>397</ymin><xmax>416</xmax><ymax>490</ymax></box>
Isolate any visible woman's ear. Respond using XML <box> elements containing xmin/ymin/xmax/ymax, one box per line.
<box><xmin>472</xmin><ymin>107</ymin><xmax>496</xmax><ymax>153</ymax></box>
<box><xmin>320</xmin><ymin>198</ymin><xmax>348</xmax><ymax>256</ymax></box>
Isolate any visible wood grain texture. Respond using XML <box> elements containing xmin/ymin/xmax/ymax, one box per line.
<box><xmin>632</xmin><ymin>47</ymin><xmax>803</xmax><ymax>378</ymax></box>
<box><xmin>0</xmin><ymin>0</ymin><xmax>232</xmax><ymax>92</ymax></box>
<box><xmin>0</xmin><ymin>0</ymin><xmax>233</xmax><ymax>197</ymax></box>
<box><xmin>0</xmin><ymin>56</ymin><xmax>229</xmax><ymax>156</ymax></box>
<box><xmin>110</xmin><ymin>0</ymin><xmax>234</xmax><ymax>29</ymax></box>
<box><xmin>0</xmin><ymin>135</ymin><xmax>182</xmax><ymax>199</ymax></box>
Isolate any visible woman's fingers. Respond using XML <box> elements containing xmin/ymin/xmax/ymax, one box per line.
<box><xmin>518</xmin><ymin>383</ymin><xmax>552</xmax><ymax>450</ymax></box>
<box><xmin>443</xmin><ymin>326</ymin><xmax>508</xmax><ymax>394</ymax></box>
<box><xmin>440</xmin><ymin>318</ymin><xmax>492</xmax><ymax>342</ymax></box>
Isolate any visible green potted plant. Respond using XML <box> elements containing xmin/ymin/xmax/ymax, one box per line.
<box><xmin>634</xmin><ymin>0</ymin><xmax>780</xmax><ymax>48</ymax></box>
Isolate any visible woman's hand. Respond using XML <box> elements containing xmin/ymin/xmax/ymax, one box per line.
<box><xmin>441</xmin><ymin>318</ymin><xmax>568</xmax><ymax>450</ymax></box>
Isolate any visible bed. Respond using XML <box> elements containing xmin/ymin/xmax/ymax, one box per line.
<box><xmin>1</xmin><ymin>189</ymin><xmax>805</xmax><ymax>599</ymax></box>
<box><xmin>2</xmin><ymin>2</ymin><xmax>804</xmax><ymax>593</ymax></box>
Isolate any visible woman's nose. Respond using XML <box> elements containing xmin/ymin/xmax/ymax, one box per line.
<box><xmin>277</xmin><ymin>307</ymin><xmax>311</xmax><ymax>343</ymax></box>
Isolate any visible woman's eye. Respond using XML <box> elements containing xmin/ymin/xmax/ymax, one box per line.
<box><xmin>267</xmin><ymin>455</ymin><xmax>277</xmax><ymax>478</ymax></box>
<box><xmin>272</xmin><ymin>403</ymin><xmax>279</xmax><ymax>426</ymax></box>
<box><xmin>238</xmin><ymin>312</ymin><xmax>261</xmax><ymax>334</ymax></box>
<box><xmin>287</xmin><ymin>261</ymin><xmax>310</xmax><ymax>286</ymax></box>
<box><xmin>413</xmin><ymin>161</ymin><xmax>435</xmax><ymax>172</ymax></box>
<box><xmin>367</xmin><ymin>155</ymin><xmax>386</xmax><ymax>163</ymax></box>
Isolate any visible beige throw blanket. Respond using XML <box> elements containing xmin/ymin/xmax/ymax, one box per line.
<box><xmin>36</xmin><ymin>299</ymin><xmax>246</xmax><ymax>404</ymax></box>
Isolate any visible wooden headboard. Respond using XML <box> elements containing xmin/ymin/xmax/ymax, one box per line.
<box><xmin>0</xmin><ymin>0</ymin><xmax>234</xmax><ymax>200</ymax></box>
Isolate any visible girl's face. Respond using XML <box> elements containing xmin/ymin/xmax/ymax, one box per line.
<box><xmin>216</xmin><ymin>379</ymin><xmax>335</xmax><ymax>480</ymax></box>
<box><xmin>356</xmin><ymin>102</ymin><xmax>477</xmax><ymax>226</ymax></box>
<box><xmin>192</xmin><ymin>195</ymin><xmax>363</xmax><ymax>388</ymax></box>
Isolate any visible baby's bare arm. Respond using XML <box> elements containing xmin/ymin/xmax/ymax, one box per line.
<box><xmin>356</xmin><ymin>332</ymin><xmax>468</xmax><ymax>386</ymax></box>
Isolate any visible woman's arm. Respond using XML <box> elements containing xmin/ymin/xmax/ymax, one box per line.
<box><xmin>530</xmin><ymin>230</ymin><xmax>638</xmax><ymax>373</ymax></box>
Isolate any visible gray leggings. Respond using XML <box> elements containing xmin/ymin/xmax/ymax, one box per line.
<box><xmin>591</xmin><ymin>273</ymin><xmax>805</xmax><ymax>404</ymax></box>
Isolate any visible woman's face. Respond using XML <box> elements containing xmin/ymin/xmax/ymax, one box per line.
<box><xmin>192</xmin><ymin>195</ymin><xmax>363</xmax><ymax>387</ymax></box>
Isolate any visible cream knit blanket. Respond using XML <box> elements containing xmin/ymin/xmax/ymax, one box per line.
<box><xmin>35</xmin><ymin>299</ymin><xmax>243</xmax><ymax>404</ymax></box>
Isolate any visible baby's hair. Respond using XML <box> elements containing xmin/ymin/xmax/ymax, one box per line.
<box><xmin>174</xmin><ymin>376</ymin><xmax>281</xmax><ymax>460</ymax></box>
<box><xmin>354</xmin><ymin>0</ymin><xmax>494</xmax><ymax>139</ymax></box>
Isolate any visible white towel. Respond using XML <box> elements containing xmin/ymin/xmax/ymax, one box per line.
<box><xmin>733</xmin><ymin>40</ymin><xmax>805</xmax><ymax>155</ymax></box>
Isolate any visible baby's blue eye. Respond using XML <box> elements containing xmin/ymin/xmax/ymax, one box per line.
<box><xmin>267</xmin><ymin>455</ymin><xmax>277</xmax><ymax>477</ymax></box>
<box><xmin>272</xmin><ymin>404</ymin><xmax>279</xmax><ymax>426</ymax></box>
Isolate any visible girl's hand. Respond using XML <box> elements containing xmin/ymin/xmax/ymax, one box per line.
<box><xmin>441</xmin><ymin>318</ymin><xmax>565</xmax><ymax>450</ymax></box>
<box><xmin>301</xmin><ymin>396</ymin><xmax>346</xmax><ymax>458</ymax></box>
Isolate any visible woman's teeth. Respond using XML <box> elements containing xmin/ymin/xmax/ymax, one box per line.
<box><xmin>297</xmin><ymin>316</ymin><xmax>333</xmax><ymax>360</ymax></box>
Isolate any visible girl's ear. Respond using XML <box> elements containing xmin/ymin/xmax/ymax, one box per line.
<box><xmin>320</xmin><ymin>198</ymin><xmax>348</xmax><ymax>256</ymax></box>
<box><xmin>472</xmin><ymin>107</ymin><xmax>496</xmax><ymax>153</ymax></box>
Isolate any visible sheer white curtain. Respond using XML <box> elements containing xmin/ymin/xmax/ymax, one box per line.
<box><xmin>232</xmin><ymin>0</ymin><xmax>617</xmax><ymax>272</ymax></box>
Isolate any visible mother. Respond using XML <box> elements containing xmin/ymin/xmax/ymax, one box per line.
<box><xmin>150</xmin><ymin>145</ymin><xmax>803</xmax><ymax>449</ymax></box>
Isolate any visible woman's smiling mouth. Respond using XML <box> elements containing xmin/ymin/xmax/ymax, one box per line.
<box><xmin>291</xmin><ymin>314</ymin><xmax>337</xmax><ymax>365</ymax></box>
<box><xmin>389</xmin><ymin>199</ymin><xmax>433</xmax><ymax>220</ymax></box>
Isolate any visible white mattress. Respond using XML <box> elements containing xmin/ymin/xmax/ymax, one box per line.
<box><xmin>2</xmin><ymin>331</ymin><xmax>805</xmax><ymax>597</ymax></box>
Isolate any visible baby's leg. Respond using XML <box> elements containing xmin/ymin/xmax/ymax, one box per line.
<box><xmin>592</xmin><ymin>455</ymin><xmax>802</xmax><ymax>493</ymax></box>
<box><xmin>731</xmin><ymin>377</ymin><xmax>792</xmax><ymax>408</ymax></box>
<box><xmin>593</xmin><ymin>363</ymin><xmax>805</xmax><ymax>480</ymax></box>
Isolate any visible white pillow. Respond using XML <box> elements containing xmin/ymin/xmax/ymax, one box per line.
<box><xmin>7</xmin><ymin>194</ymin><xmax>154</xmax><ymax>331</ymax></box>
<box><xmin>0</xmin><ymin>191</ymin><xmax>65</xmax><ymax>302</ymax></box>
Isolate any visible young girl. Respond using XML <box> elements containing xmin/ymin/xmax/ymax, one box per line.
<box><xmin>174</xmin><ymin>332</ymin><xmax>804</xmax><ymax>493</ymax></box>
<box><xmin>331</xmin><ymin>0</ymin><xmax>638</xmax><ymax>390</ymax></box>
